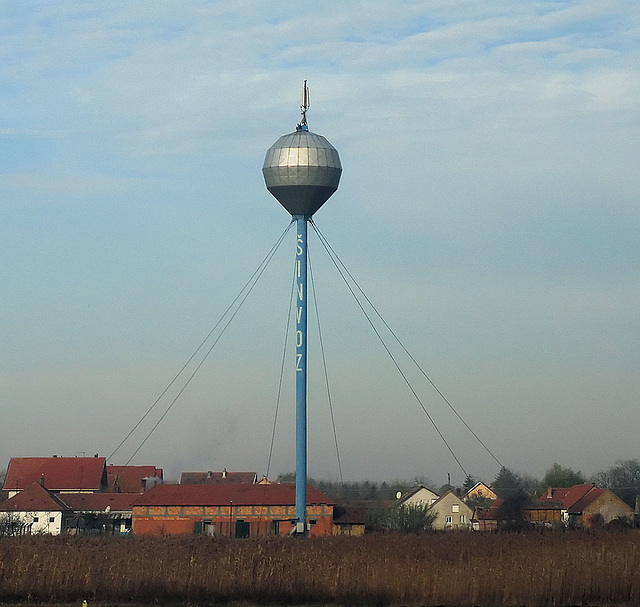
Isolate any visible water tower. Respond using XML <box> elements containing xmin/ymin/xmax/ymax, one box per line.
<box><xmin>263</xmin><ymin>81</ymin><xmax>342</xmax><ymax>534</ymax></box>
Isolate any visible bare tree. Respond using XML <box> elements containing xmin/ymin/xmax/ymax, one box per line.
<box><xmin>594</xmin><ymin>459</ymin><xmax>640</xmax><ymax>507</ymax></box>
<box><xmin>0</xmin><ymin>512</ymin><xmax>29</xmax><ymax>536</ymax></box>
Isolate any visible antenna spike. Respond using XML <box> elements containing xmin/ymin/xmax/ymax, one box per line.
<box><xmin>297</xmin><ymin>80</ymin><xmax>309</xmax><ymax>131</ymax></box>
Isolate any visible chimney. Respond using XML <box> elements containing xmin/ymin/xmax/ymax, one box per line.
<box><xmin>222</xmin><ymin>468</ymin><xmax>227</xmax><ymax>479</ymax></box>
<box><xmin>39</xmin><ymin>476</ymin><xmax>45</xmax><ymax>487</ymax></box>
<box><xmin>546</xmin><ymin>487</ymin><xmax>553</xmax><ymax>500</ymax></box>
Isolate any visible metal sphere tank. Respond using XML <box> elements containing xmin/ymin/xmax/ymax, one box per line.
<box><xmin>263</xmin><ymin>130</ymin><xmax>342</xmax><ymax>217</ymax></box>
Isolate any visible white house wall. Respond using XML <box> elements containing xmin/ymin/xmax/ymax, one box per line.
<box><xmin>431</xmin><ymin>494</ymin><xmax>473</xmax><ymax>530</ymax></box>
<box><xmin>19</xmin><ymin>511</ymin><xmax>63</xmax><ymax>535</ymax></box>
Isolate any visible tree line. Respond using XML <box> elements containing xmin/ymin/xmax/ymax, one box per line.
<box><xmin>278</xmin><ymin>459</ymin><xmax>640</xmax><ymax>508</ymax></box>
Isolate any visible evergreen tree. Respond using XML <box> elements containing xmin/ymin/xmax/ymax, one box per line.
<box><xmin>542</xmin><ymin>463</ymin><xmax>584</xmax><ymax>488</ymax></box>
<box><xmin>463</xmin><ymin>474</ymin><xmax>476</xmax><ymax>492</ymax></box>
<box><xmin>493</xmin><ymin>467</ymin><xmax>522</xmax><ymax>489</ymax></box>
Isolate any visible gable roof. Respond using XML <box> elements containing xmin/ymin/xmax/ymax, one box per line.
<box><xmin>463</xmin><ymin>481</ymin><xmax>498</xmax><ymax>501</ymax></box>
<box><xmin>431</xmin><ymin>490</ymin><xmax>472</xmax><ymax>510</ymax></box>
<box><xmin>568</xmin><ymin>488</ymin><xmax>604</xmax><ymax>514</ymax></box>
<box><xmin>0</xmin><ymin>482</ymin><xmax>70</xmax><ymax>512</ymax></box>
<box><xmin>180</xmin><ymin>471</ymin><xmax>257</xmax><ymax>485</ymax></box>
<box><xmin>3</xmin><ymin>457</ymin><xmax>107</xmax><ymax>493</ymax></box>
<box><xmin>539</xmin><ymin>484</ymin><xmax>596</xmax><ymax>509</ymax></box>
<box><xmin>107</xmin><ymin>465</ymin><xmax>163</xmax><ymax>493</ymax></box>
<box><xmin>133</xmin><ymin>483</ymin><xmax>332</xmax><ymax>507</ymax></box>
<box><xmin>397</xmin><ymin>485</ymin><xmax>439</xmax><ymax>505</ymax></box>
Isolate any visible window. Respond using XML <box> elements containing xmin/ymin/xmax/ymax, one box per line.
<box><xmin>460</xmin><ymin>515</ymin><xmax>466</xmax><ymax>524</ymax></box>
<box><xmin>49</xmin><ymin>517</ymin><xmax>55</xmax><ymax>523</ymax></box>
<box><xmin>235</xmin><ymin>520</ymin><xmax>250</xmax><ymax>539</ymax></box>
<box><xmin>452</xmin><ymin>505</ymin><xmax>459</xmax><ymax>512</ymax></box>
<box><xmin>445</xmin><ymin>515</ymin><xmax>452</xmax><ymax>524</ymax></box>
<box><xmin>33</xmin><ymin>517</ymin><xmax>39</xmax><ymax>523</ymax></box>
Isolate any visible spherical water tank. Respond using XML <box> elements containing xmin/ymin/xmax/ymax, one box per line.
<box><xmin>263</xmin><ymin>130</ymin><xmax>342</xmax><ymax>217</ymax></box>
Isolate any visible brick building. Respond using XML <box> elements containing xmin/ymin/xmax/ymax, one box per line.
<box><xmin>132</xmin><ymin>483</ymin><xmax>333</xmax><ymax>537</ymax></box>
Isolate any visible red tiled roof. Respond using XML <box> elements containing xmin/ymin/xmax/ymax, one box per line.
<box><xmin>0</xmin><ymin>482</ymin><xmax>69</xmax><ymax>512</ymax></box>
<box><xmin>62</xmin><ymin>492</ymin><xmax>137</xmax><ymax>512</ymax></box>
<box><xmin>180</xmin><ymin>471</ymin><xmax>257</xmax><ymax>485</ymax></box>
<box><xmin>473</xmin><ymin>499</ymin><xmax>504</xmax><ymax>520</ymax></box>
<box><xmin>3</xmin><ymin>457</ymin><xmax>107</xmax><ymax>492</ymax></box>
<box><xmin>134</xmin><ymin>483</ymin><xmax>332</xmax><ymax>507</ymax></box>
<box><xmin>539</xmin><ymin>484</ymin><xmax>596</xmax><ymax>509</ymax></box>
<box><xmin>107</xmin><ymin>465</ymin><xmax>163</xmax><ymax>493</ymax></box>
<box><xmin>568</xmin><ymin>488</ymin><xmax>604</xmax><ymax>514</ymax></box>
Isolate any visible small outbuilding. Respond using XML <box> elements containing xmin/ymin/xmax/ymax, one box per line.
<box><xmin>332</xmin><ymin>505</ymin><xmax>367</xmax><ymax>536</ymax></box>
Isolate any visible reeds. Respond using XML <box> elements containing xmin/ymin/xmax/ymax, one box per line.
<box><xmin>1</xmin><ymin>531</ymin><xmax>640</xmax><ymax>605</ymax></box>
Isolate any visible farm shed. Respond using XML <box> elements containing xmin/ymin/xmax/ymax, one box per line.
<box><xmin>132</xmin><ymin>483</ymin><xmax>333</xmax><ymax>537</ymax></box>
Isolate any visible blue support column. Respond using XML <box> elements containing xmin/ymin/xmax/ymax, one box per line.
<box><xmin>294</xmin><ymin>214</ymin><xmax>308</xmax><ymax>535</ymax></box>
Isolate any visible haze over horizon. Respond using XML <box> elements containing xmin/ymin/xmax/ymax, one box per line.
<box><xmin>1</xmin><ymin>2</ymin><xmax>638</xmax><ymax>488</ymax></box>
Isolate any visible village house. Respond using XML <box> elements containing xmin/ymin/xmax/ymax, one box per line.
<box><xmin>530</xmin><ymin>484</ymin><xmax>634</xmax><ymax>528</ymax></box>
<box><xmin>430</xmin><ymin>491</ymin><xmax>473</xmax><ymax>530</ymax></box>
<box><xmin>1</xmin><ymin>457</ymin><xmax>164</xmax><ymax>535</ymax></box>
<box><xmin>0</xmin><ymin>482</ymin><xmax>68</xmax><ymax>534</ymax></box>
<box><xmin>0</xmin><ymin>481</ymin><xmax>139</xmax><ymax>535</ymax></box>
<box><xmin>132</xmin><ymin>483</ymin><xmax>333</xmax><ymax>537</ymax></box>
<box><xmin>395</xmin><ymin>486</ymin><xmax>472</xmax><ymax>530</ymax></box>
<box><xmin>463</xmin><ymin>481</ymin><xmax>498</xmax><ymax>504</ymax></box>
<box><xmin>3</xmin><ymin>456</ymin><xmax>108</xmax><ymax>498</ymax></box>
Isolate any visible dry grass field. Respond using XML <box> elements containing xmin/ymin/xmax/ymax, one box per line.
<box><xmin>1</xmin><ymin>531</ymin><xmax>640</xmax><ymax>606</ymax></box>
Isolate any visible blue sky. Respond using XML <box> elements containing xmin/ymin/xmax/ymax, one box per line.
<box><xmin>1</xmin><ymin>1</ymin><xmax>639</xmax><ymax>485</ymax></box>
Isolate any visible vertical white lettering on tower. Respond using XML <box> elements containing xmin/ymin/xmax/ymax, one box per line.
<box><xmin>296</xmin><ymin>232</ymin><xmax>304</xmax><ymax>372</ymax></box>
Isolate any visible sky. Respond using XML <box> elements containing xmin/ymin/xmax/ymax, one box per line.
<box><xmin>1</xmin><ymin>1</ymin><xmax>639</xmax><ymax>487</ymax></box>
